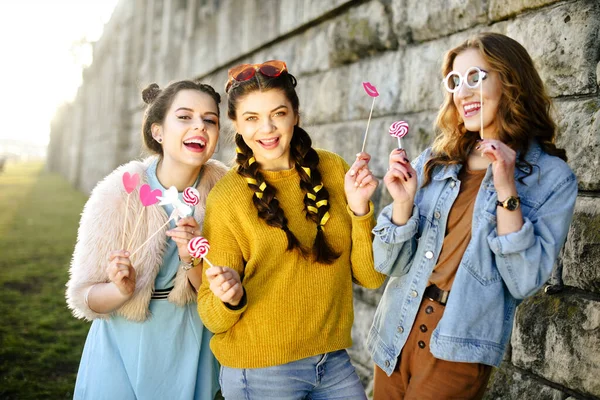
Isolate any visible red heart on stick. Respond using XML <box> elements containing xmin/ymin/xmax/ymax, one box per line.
<box><xmin>139</xmin><ymin>184</ymin><xmax>161</xmax><ymax>206</ymax></box>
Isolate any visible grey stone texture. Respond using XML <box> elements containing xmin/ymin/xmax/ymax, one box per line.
<box><xmin>48</xmin><ymin>0</ymin><xmax>600</xmax><ymax>398</ymax></box>
<box><xmin>512</xmin><ymin>290</ymin><xmax>600</xmax><ymax>398</ymax></box>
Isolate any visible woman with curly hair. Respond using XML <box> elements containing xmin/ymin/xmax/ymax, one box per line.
<box><xmin>368</xmin><ymin>32</ymin><xmax>577</xmax><ymax>399</ymax></box>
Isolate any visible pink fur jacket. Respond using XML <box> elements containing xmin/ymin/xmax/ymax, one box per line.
<box><xmin>66</xmin><ymin>157</ymin><xmax>228</xmax><ymax>322</ymax></box>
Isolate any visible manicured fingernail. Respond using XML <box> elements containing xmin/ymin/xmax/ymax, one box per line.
<box><xmin>404</xmin><ymin>158</ymin><xmax>410</xmax><ymax>163</ymax></box>
<box><xmin>354</xmin><ymin>181</ymin><xmax>359</xmax><ymax>187</ymax></box>
<box><xmin>408</xmin><ymin>172</ymin><xmax>412</xmax><ymax>178</ymax></box>
<box><xmin>475</xmin><ymin>145</ymin><xmax>481</xmax><ymax>150</ymax></box>
<box><xmin>124</xmin><ymin>252</ymin><xmax>129</xmax><ymax>256</ymax></box>
<box><xmin>349</xmin><ymin>169</ymin><xmax>355</xmax><ymax>176</ymax></box>
<box><xmin>403</xmin><ymin>177</ymin><xmax>408</xmax><ymax>182</ymax></box>
<box><xmin>491</xmin><ymin>145</ymin><xmax>496</xmax><ymax>150</ymax></box>
<box><xmin>356</xmin><ymin>153</ymin><xmax>361</xmax><ymax>157</ymax></box>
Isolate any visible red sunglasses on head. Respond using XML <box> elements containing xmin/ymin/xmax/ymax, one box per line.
<box><xmin>225</xmin><ymin>60</ymin><xmax>288</xmax><ymax>93</ymax></box>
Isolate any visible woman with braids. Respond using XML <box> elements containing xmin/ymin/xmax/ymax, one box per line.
<box><xmin>66</xmin><ymin>80</ymin><xmax>227</xmax><ymax>399</ymax></box>
<box><xmin>368</xmin><ymin>33</ymin><xmax>578</xmax><ymax>399</ymax></box>
<box><xmin>197</xmin><ymin>60</ymin><xmax>385</xmax><ymax>399</ymax></box>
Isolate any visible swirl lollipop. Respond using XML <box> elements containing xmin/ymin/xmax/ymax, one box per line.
<box><xmin>188</xmin><ymin>236</ymin><xmax>214</xmax><ymax>267</ymax></box>
<box><xmin>183</xmin><ymin>187</ymin><xmax>200</xmax><ymax>207</ymax></box>
<box><xmin>389</xmin><ymin>120</ymin><xmax>409</xmax><ymax>149</ymax></box>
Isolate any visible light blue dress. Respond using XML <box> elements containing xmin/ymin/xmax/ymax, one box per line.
<box><xmin>74</xmin><ymin>160</ymin><xmax>219</xmax><ymax>400</ymax></box>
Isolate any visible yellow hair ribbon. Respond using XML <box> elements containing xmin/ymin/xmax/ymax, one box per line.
<box><xmin>245</xmin><ymin>177</ymin><xmax>258</xmax><ymax>186</ymax></box>
<box><xmin>313</xmin><ymin>184</ymin><xmax>323</xmax><ymax>193</ymax></box>
<box><xmin>258</xmin><ymin>182</ymin><xmax>267</xmax><ymax>191</ymax></box>
<box><xmin>255</xmin><ymin>192</ymin><xmax>263</xmax><ymax>199</ymax></box>
<box><xmin>248</xmin><ymin>157</ymin><xmax>256</xmax><ymax>166</ymax></box>
<box><xmin>302</xmin><ymin>167</ymin><xmax>311</xmax><ymax>177</ymax></box>
<box><xmin>320</xmin><ymin>212</ymin><xmax>330</xmax><ymax>226</ymax></box>
<box><xmin>307</xmin><ymin>206</ymin><xmax>318</xmax><ymax>214</ymax></box>
<box><xmin>236</xmin><ymin>146</ymin><xmax>243</xmax><ymax>154</ymax></box>
<box><xmin>316</xmin><ymin>200</ymin><xmax>328</xmax><ymax>208</ymax></box>
<box><xmin>307</xmin><ymin>193</ymin><xmax>316</xmax><ymax>201</ymax></box>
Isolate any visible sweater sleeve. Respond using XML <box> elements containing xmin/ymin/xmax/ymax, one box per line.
<box><xmin>338</xmin><ymin>155</ymin><xmax>386</xmax><ymax>289</ymax></box>
<box><xmin>197</xmin><ymin>184</ymin><xmax>248</xmax><ymax>333</ymax></box>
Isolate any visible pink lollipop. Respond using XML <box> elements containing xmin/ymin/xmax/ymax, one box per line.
<box><xmin>389</xmin><ymin>120</ymin><xmax>409</xmax><ymax>148</ymax></box>
<box><xmin>188</xmin><ymin>236</ymin><xmax>214</xmax><ymax>267</ymax></box>
<box><xmin>183</xmin><ymin>187</ymin><xmax>200</xmax><ymax>206</ymax></box>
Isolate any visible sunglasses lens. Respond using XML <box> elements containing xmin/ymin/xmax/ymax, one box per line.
<box><xmin>444</xmin><ymin>72</ymin><xmax>461</xmax><ymax>92</ymax></box>
<box><xmin>235</xmin><ymin>67</ymin><xmax>256</xmax><ymax>82</ymax></box>
<box><xmin>466</xmin><ymin>69</ymin><xmax>482</xmax><ymax>88</ymax></box>
<box><xmin>259</xmin><ymin>60</ymin><xmax>286</xmax><ymax>77</ymax></box>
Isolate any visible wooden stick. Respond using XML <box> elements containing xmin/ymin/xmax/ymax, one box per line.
<box><xmin>361</xmin><ymin>97</ymin><xmax>376</xmax><ymax>153</ymax></box>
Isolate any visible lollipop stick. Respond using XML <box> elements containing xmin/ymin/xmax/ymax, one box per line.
<box><xmin>361</xmin><ymin>97</ymin><xmax>376</xmax><ymax>153</ymax></box>
<box><xmin>203</xmin><ymin>257</ymin><xmax>215</xmax><ymax>268</ymax></box>
<box><xmin>121</xmin><ymin>194</ymin><xmax>131</xmax><ymax>249</ymax></box>
<box><xmin>129</xmin><ymin>215</ymin><xmax>175</xmax><ymax>258</ymax></box>
<box><xmin>397</xmin><ymin>137</ymin><xmax>402</xmax><ymax>149</ymax></box>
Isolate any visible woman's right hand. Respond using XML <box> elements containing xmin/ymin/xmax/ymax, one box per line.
<box><xmin>106</xmin><ymin>250</ymin><xmax>136</xmax><ymax>297</ymax></box>
<box><xmin>384</xmin><ymin>149</ymin><xmax>418</xmax><ymax>204</ymax></box>
<box><xmin>205</xmin><ymin>266</ymin><xmax>244</xmax><ymax>306</ymax></box>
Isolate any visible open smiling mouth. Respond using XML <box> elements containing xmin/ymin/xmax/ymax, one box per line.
<box><xmin>258</xmin><ymin>137</ymin><xmax>280</xmax><ymax>148</ymax></box>
<box><xmin>463</xmin><ymin>103</ymin><xmax>481</xmax><ymax>118</ymax></box>
<box><xmin>183</xmin><ymin>138</ymin><xmax>206</xmax><ymax>151</ymax></box>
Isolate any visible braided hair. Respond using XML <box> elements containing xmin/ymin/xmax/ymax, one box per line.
<box><xmin>141</xmin><ymin>80</ymin><xmax>221</xmax><ymax>155</ymax></box>
<box><xmin>228</xmin><ymin>71</ymin><xmax>340</xmax><ymax>264</ymax></box>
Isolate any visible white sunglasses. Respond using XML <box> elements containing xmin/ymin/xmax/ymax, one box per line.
<box><xmin>443</xmin><ymin>67</ymin><xmax>488</xmax><ymax>93</ymax></box>
<box><xmin>442</xmin><ymin>66</ymin><xmax>488</xmax><ymax>139</ymax></box>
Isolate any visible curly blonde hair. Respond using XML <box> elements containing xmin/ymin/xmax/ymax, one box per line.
<box><xmin>423</xmin><ymin>32</ymin><xmax>566</xmax><ymax>186</ymax></box>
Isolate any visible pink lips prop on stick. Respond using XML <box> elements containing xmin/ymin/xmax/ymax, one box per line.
<box><xmin>361</xmin><ymin>82</ymin><xmax>379</xmax><ymax>153</ymax></box>
<box><xmin>127</xmin><ymin>184</ymin><xmax>162</xmax><ymax>251</ymax></box>
<box><xmin>121</xmin><ymin>172</ymin><xmax>140</xmax><ymax>249</ymax></box>
<box><xmin>188</xmin><ymin>236</ymin><xmax>214</xmax><ymax>268</ymax></box>
<box><xmin>389</xmin><ymin>121</ymin><xmax>409</xmax><ymax>149</ymax></box>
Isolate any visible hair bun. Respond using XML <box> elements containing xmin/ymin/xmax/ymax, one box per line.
<box><xmin>288</xmin><ymin>73</ymin><xmax>297</xmax><ymax>88</ymax></box>
<box><xmin>142</xmin><ymin>83</ymin><xmax>161</xmax><ymax>104</ymax></box>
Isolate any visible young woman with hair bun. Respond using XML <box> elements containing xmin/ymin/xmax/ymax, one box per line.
<box><xmin>198</xmin><ymin>60</ymin><xmax>386</xmax><ymax>399</ymax></box>
<box><xmin>66</xmin><ymin>80</ymin><xmax>227</xmax><ymax>399</ymax></box>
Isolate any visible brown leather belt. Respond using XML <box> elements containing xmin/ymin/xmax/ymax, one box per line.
<box><xmin>424</xmin><ymin>284</ymin><xmax>450</xmax><ymax>305</ymax></box>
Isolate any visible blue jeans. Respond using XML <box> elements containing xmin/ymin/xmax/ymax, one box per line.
<box><xmin>219</xmin><ymin>350</ymin><xmax>367</xmax><ymax>400</ymax></box>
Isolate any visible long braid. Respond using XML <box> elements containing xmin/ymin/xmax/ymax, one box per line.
<box><xmin>290</xmin><ymin>126</ymin><xmax>340</xmax><ymax>264</ymax></box>
<box><xmin>234</xmin><ymin>134</ymin><xmax>304</xmax><ymax>253</ymax></box>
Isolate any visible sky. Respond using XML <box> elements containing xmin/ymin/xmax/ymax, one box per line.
<box><xmin>0</xmin><ymin>0</ymin><xmax>119</xmax><ymax>147</ymax></box>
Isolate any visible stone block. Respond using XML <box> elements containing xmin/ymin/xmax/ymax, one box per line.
<box><xmin>328</xmin><ymin>1</ymin><xmax>397</xmax><ymax>66</ymax></box>
<box><xmin>484</xmin><ymin>363</ymin><xmax>568</xmax><ymax>400</ymax></box>
<box><xmin>504</xmin><ymin>0</ymin><xmax>600</xmax><ymax>97</ymax></box>
<box><xmin>489</xmin><ymin>0</ymin><xmax>561</xmax><ymax>21</ymax></box>
<box><xmin>511</xmin><ymin>290</ymin><xmax>600</xmax><ymax>397</ymax></box>
<box><xmin>391</xmin><ymin>0</ymin><xmax>487</xmax><ymax>43</ymax></box>
<box><xmin>554</xmin><ymin>98</ymin><xmax>600</xmax><ymax>191</ymax></box>
<box><xmin>561</xmin><ymin>197</ymin><xmax>600</xmax><ymax>294</ymax></box>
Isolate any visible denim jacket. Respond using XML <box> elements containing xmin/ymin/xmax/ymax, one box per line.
<box><xmin>367</xmin><ymin>141</ymin><xmax>577</xmax><ymax>374</ymax></box>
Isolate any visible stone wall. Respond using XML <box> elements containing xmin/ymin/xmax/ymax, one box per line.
<box><xmin>48</xmin><ymin>0</ymin><xmax>600</xmax><ymax>398</ymax></box>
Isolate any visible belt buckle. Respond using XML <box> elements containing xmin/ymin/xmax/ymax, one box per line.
<box><xmin>439</xmin><ymin>290</ymin><xmax>449</xmax><ymax>305</ymax></box>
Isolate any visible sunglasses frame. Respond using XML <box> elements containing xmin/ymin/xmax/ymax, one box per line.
<box><xmin>443</xmin><ymin>67</ymin><xmax>488</xmax><ymax>93</ymax></box>
<box><xmin>225</xmin><ymin>60</ymin><xmax>288</xmax><ymax>93</ymax></box>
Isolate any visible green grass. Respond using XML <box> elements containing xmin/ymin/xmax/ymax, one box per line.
<box><xmin>0</xmin><ymin>161</ymin><xmax>90</xmax><ymax>399</ymax></box>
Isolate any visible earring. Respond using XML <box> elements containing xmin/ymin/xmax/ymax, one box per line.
<box><xmin>156</xmin><ymin>137</ymin><xmax>163</xmax><ymax>143</ymax></box>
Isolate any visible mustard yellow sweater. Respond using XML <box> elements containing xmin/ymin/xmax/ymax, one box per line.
<box><xmin>198</xmin><ymin>149</ymin><xmax>385</xmax><ymax>368</ymax></box>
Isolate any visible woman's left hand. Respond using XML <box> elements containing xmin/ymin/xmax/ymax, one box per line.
<box><xmin>477</xmin><ymin>139</ymin><xmax>517</xmax><ymax>196</ymax></box>
<box><xmin>345</xmin><ymin>152</ymin><xmax>378</xmax><ymax>216</ymax></box>
<box><xmin>165</xmin><ymin>215</ymin><xmax>199</xmax><ymax>263</ymax></box>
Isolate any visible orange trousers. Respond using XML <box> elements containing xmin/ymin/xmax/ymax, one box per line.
<box><xmin>373</xmin><ymin>298</ymin><xmax>492</xmax><ymax>400</ymax></box>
